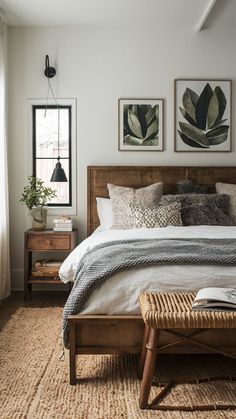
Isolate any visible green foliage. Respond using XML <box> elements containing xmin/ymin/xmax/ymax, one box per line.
<box><xmin>19</xmin><ymin>176</ymin><xmax>57</xmax><ymax>210</ymax></box>
<box><xmin>124</xmin><ymin>104</ymin><xmax>159</xmax><ymax>146</ymax></box>
<box><xmin>179</xmin><ymin>83</ymin><xmax>229</xmax><ymax>149</ymax></box>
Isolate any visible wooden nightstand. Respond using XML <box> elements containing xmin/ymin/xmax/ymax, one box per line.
<box><xmin>24</xmin><ymin>228</ymin><xmax>78</xmax><ymax>299</ymax></box>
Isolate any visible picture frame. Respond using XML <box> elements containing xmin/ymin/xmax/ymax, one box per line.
<box><xmin>174</xmin><ymin>79</ymin><xmax>232</xmax><ymax>152</ymax></box>
<box><xmin>118</xmin><ymin>98</ymin><xmax>164</xmax><ymax>151</ymax></box>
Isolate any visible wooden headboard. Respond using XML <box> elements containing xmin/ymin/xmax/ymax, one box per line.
<box><xmin>87</xmin><ymin>166</ymin><xmax>236</xmax><ymax>235</ymax></box>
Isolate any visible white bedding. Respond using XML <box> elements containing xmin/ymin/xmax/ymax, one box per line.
<box><xmin>59</xmin><ymin>226</ymin><xmax>236</xmax><ymax>314</ymax></box>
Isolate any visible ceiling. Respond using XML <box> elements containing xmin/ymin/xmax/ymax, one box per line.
<box><xmin>0</xmin><ymin>0</ymin><xmax>235</xmax><ymax>28</ymax></box>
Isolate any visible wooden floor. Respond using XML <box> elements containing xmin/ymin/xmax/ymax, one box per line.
<box><xmin>0</xmin><ymin>291</ymin><xmax>68</xmax><ymax>332</ymax></box>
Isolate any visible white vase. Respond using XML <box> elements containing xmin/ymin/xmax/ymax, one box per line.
<box><xmin>31</xmin><ymin>207</ymin><xmax>47</xmax><ymax>231</ymax></box>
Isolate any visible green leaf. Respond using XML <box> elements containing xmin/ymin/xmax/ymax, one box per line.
<box><xmin>211</xmin><ymin>118</ymin><xmax>227</xmax><ymax>129</ymax></box>
<box><xmin>127</xmin><ymin>109</ymin><xmax>143</xmax><ymax>139</ymax></box>
<box><xmin>179</xmin><ymin>122</ymin><xmax>209</xmax><ymax>147</ymax></box>
<box><xmin>179</xmin><ymin>107</ymin><xmax>198</xmax><ymax>127</ymax></box>
<box><xmin>207</xmin><ymin>92</ymin><xmax>219</xmax><ymax>129</ymax></box>
<box><xmin>206</xmin><ymin>125</ymin><xmax>229</xmax><ymax>145</ymax></box>
<box><xmin>148</xmin><ymin>128</ymin><xmax>159</xmax><ymax>140</ymax></box>
<box><xmin>206</xmin><ymin>125</ymin><xmax>229</xmax><ymax>137</ymax></box>
<box><xmin>145</xmin><ymin>106</ymin><xmax>156</xmax><ymax>126</ymax></box>
<box><xmin>195</xmin><ymin>83</ymin><xmax>213</xmax><ymax>130</ymax></box>
<box><xmin>214</xmin><ymin>86</ymin><xmax>227</xmax><ymax>123</ymax></box>
<box><xmin>207</xmin><ymin>133</ymin><xmax>228</xmax><ymax>145</ymax></box>
<box><xmin>124</xmin><ymin>135</ymin><xmax>144</xmax><ymax>145</ymax></box>
<box><xmin>182</xmin><ymin>88</ymin><xmax>198</xmax><ymax>122</ymax></box>
<box><xmin>19</xmin><ymin>176</ymin><xmax>57</xmax><ymax>209</ymax></box>
<box><xmin>178</xmin><ymin>130</ymin><xmax>209</xmax><ymax>149</ymax></box>
<box><xmin>145</xmin><ymin>118</ymin><xmax>159</xmax><ymax>140</ymax></box>
<box><xmin>136</xmin><ymin>106</ymin><xmax>147</xmax><ymax>138</ymax></box>
<box><xmin>142</xmin><ymin>138</ymin><xmax>159</xmax><ymax>146</ymax></box>
<box><xmin>187</xmin><ymin>88</ymin><xmax>198</xmax><ymax>105</ymax></box>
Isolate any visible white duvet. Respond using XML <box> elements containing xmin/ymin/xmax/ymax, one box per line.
<box><xmin>59</xmin><ymin>226</ymin><xmax>236</xmax><ymax>315</ymax></box>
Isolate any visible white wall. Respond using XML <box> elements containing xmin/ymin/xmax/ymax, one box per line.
<box><xmin>8</xmin><ymin>25</ymin><xmax>236</xmax><ymax>289</ymax></box>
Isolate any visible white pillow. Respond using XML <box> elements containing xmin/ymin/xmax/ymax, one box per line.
<box><xmin>96</xmin><ymin>197</ymin><xmax>113</xmax><ymax>231</ymax></box>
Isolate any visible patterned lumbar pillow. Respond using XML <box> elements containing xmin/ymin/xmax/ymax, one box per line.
<box><xmin>107</xmin><ymin>182</ymin><xmax>163</xmax><ymax>229</ymax></box>
<box><xmin>130</xmin><ymin>202</ymin><xmax>182</xmax><ymax>229</ymax></box>
<box><xmin>216</xmin><ymin>182</ymin><xmax>236</xmax><ymax>224</ymax></box>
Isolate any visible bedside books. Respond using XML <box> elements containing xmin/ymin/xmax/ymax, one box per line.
<box><xmin>192</xmin><ymin>287</ymin><xmax>236</xmax><ymax>311</ymax></box>
<box><xmin>53</xmin><ymin>216</ymin><xmax>73</xmax><ymax>231</ymax></box>
<box><xmin>32</xmin><ymin>259</ymin><xmax>63</xmax><ymax>277</ymax></box>
<box><xmin>34</xmin><ymin>259</ymin><xmax>63</xmax><ymax>270</ymax></box>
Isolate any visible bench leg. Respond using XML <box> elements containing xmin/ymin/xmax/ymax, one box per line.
<box><xmin>138</xmin><ymin>324</ymin><xmax>150</xmax><ymax>379</ymax></box>
<box><xmin>69</xmin><ymin>322</ymin><xmax>77</xmax><ymax>385</ymax></box>
<box><xmin>139</xmin><ymin>328</ymin><xmax>159</xmax><ymax>409</ymax></box>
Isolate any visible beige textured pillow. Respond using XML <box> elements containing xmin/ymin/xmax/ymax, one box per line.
<box><xmin>130</xmin><ymin>202</ymin><xmax>182</xmax><ymax>229</ymax></box>
<box><xmin>107</xmin><ymin>182</ymin><xmax>163</xmax><ymax>229</ymax></box>
<box><xmin>216</xmin><ymin>182</ymin><xmax>236</xmax><ymax>223</ymax></box>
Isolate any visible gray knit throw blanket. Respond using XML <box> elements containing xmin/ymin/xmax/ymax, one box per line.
<box><xmin>62</xmin><ymin>238</ymin><xmax>236</xmax><ymax>347</ymax></box>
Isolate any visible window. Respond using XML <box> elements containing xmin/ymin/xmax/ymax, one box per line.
<box><xmin>30</xmin><ymin>99</ymin><xmax>77</xmax><ymax>214</ymax></box>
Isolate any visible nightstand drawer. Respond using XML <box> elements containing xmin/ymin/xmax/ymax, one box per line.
<box><xmin>27</xmin><ymin>235</ymin><xmax>70</xmax><ymax>250</ymax></box>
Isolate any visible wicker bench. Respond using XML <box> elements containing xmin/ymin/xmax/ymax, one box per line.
<box><xmin>138</xmin><ymin>291</ymin><xmax>236</xmax><ymax>411</ymax></box>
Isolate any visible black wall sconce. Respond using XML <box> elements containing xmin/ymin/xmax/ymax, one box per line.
<box><xmin>44</xmin><ymin>54</ymin><xmax>67</xmax><ymax>182</ymax></box>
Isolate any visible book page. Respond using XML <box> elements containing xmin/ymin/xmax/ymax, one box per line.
<box><xmin>194</xmin><ymin>287</ymin><xmax>236</xmax><ymax>305</ymax></box>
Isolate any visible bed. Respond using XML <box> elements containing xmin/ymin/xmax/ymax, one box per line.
<box><xmin>61</xmin><ymin>166</ymin><xmax>236</xmax><ymax>384</ymax></box>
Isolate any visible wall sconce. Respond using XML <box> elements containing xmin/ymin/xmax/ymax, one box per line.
<box><xmin>44</xmin><ymin>54</ymin><xmax>67</xmax><ymax>182</ymax></box>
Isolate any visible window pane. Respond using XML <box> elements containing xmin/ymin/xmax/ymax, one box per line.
<box><xmin>33</xmin><ymin>104</ymin><xmax>72</xmax><ymax>207</ymax></box>
<box><xmin>36</xmin><ymin>159</ymin><xmax>70</xmax><ymax>205</ymax></box>
<box><xmin>35</xmin><ymin>108</ymin><xmax>69</xmax><ymax>158</ymax></box>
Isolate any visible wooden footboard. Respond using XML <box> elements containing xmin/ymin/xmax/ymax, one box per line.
<box><xmin>68</xmin><ymin>315</ymin><xmax>143</xmax><ymax>384</ymax></box>
<box><xmin>68</xmin><ymin>314</ymin><xmax>236</xmax><ymax>384</ymax></box>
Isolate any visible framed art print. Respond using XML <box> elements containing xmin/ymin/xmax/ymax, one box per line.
<box><xmin>118</xmin><ymin>98</ymin><xmax>164</xmax><ymax>151</ymax></box>
<box><xmin>175</xmin><ymin>79</ymin><xmax>232</xmax><ymax>152</ymax></box>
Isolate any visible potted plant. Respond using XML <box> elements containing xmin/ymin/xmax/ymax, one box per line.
<box><xmin>20</xmin><ymin>176</ymin><xmax>57</xmax><ymax>230</ymax></box>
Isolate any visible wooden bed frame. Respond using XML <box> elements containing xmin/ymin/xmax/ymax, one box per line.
<box><xmin>69</xmin><ymin>165</ymin><xmax>236</xmax><ymax>384</ymax></box>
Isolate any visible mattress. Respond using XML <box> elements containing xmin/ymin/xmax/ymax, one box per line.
<box><xmin>59</xmin><ymin>226</ymin><xmax>236</xmax><ymax>315</ymax></box>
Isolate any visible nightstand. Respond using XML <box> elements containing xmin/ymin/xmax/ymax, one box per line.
<box><xmin>24</xmin><ymin>228</ymin><xmax>78</xmax><ymax>299</ymax></box>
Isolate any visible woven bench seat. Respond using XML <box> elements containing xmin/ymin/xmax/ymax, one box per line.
<box><xmin>140</xmin><ymin>291</ymin><xmax>236</xmax><ymax>330</ymax></box>
<box><xmin>138</xmin><ymin>291</ymin><xmax>236</xmax><ymax>411</ymax></box>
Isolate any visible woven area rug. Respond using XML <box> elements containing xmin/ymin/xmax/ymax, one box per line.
<box><xmin>1</xmin><ymin>307</ymin><xmax>236</xmax><ymax>419</ymax></box>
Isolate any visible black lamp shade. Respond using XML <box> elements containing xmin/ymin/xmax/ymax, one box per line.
<box><xmin>50</xmin><ymin>161</ymin><xmax>68</xmax><ymax>182</ymax></box>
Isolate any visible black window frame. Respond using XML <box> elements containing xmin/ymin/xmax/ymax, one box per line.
<box><xmin>32</xmin><ymin>104</ymin><xmax>72</xmax><ymax>207</ymax></box>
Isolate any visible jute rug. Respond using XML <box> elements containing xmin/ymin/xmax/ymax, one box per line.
<box><xmin>1</xmin><ymin>307</ymin><xmax>236</xmax><ymax>419</ymax></box>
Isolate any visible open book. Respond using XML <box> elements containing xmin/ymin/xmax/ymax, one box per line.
<box><xmin>192</xmin><ymin>288</ymin><xmax>236</xmax><ymax>311</ymax></box>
